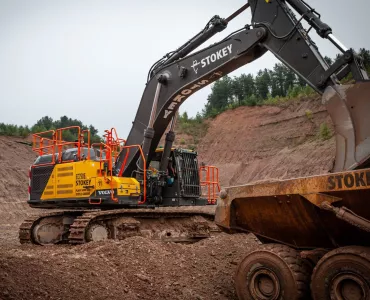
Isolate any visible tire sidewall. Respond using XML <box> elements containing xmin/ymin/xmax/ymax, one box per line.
<box><xmin>235</xmin><ymin>251</ymin><xmax>299</xmax><ymax>300</ymax></box>
<box><xmin>312</xmin><ymin>253</ymin><xmax>370</xmax><ymax>300</ymax></box>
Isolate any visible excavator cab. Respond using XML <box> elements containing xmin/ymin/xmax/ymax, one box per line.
<box><xmin>147</xmin><ymin>148</ymin><xmax>215</xmax><ymax>206</ymax></box>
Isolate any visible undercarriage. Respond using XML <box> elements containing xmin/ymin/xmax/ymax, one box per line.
<box><xmin>19</xmin><ymin>208</ymin><xmax>219</xmax><ymax>245</ymax></box>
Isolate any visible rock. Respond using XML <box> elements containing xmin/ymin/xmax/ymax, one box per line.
<box><xmin>135</xmin><ymin>273</ymin><xmax>151</xmax><ymax>283</ymax></box>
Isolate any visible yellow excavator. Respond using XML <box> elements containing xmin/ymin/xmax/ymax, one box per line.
<box><xmin>21</xmin><ymin>0</ymin><xmax>370</xmax><ymax>275</ymax></box>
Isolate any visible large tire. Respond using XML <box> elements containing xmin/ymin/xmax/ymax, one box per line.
<box><xmin>311</xmin><ymin>246</ymin><xmax>370</xmax><ymax>300</ymax></box>
<box><xmin>235</xmin><ymin>244</ymin><xmax>312</xmax><ymax>300</ymax></box>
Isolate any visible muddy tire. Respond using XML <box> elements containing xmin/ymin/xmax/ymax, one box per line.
<box><xmin>311</xmin><ymin>246</ymin><xmax>370</xmax><ymax>300</ymax></box>
<box><xmin>235</xmin><ymin>244</ymin><xmax>312</xmax><ymax>300</ymax></box>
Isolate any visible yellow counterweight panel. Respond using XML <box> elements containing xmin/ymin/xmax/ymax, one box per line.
<box><xmin>94</xmin><ymin>176</ymin><xmax>140</xmax><ymax>197</ymax></box>
<box><xmin>41</xmin><ymin>160</ymin><xmax>141</xmax><ymax>200</ymax></box>
<box><xmin>114</xmin><ymin>177</ymin><xmax>141</xmax><ymax>197</ymax></box>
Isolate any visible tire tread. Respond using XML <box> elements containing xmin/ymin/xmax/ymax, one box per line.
<box><xmin>257</xmin><ymin>244</ymin><xmax>311</xmax><ymax>299</ymax></box>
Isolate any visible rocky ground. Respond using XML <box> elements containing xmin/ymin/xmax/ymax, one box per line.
<box><xmin>0</xmin><ymin>231</ymin><xmax>258</xmax><ymax>300</ymax></box>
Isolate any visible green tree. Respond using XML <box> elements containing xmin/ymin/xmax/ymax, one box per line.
<box><xmin>255</xmin><ymin>69</ymin><xmax>271</xmax><ymax>100</ymax></box>
<box><xmin>182</xmin><ymin>111</ymin><xmax>189</xmax><ymax>122</ymax></box>
<box><xmin>240</xmin><ymin>74</ymin><xmax>255</xmax><ymax>98</ymax></box>
<box><xmin>205</xmin><ymin>75</ymin><xmax>233</xmax><ymax>117</ymax></box>
<box><xmin>231</xmin><ymin>76</ymin><xmax>242</xmax><ymax>105</ymax></box>
<box><xmin>270</xmin><ymin>64</ymin><xmax>285</xmax><ymax>97</ymax></box>
<box><xmin>89</xmin><ymin>125</ymin><xmax>99</xmax><ymax>137</ymax></box>
<box><xmin>283</xmin><ymin>67</ymin><xmax>297</xmax><ymax>95</ymax></box>
<box><xmin>243</xmin><ymin>94</ymin><xmax>259</xmax><ymax>107</ymax></box>
<box><xmin>35</xmin><ymin>116</ymin><xmax>54</xmax><ymax>130</ymax></box>
<box><xmin>31</xmin><ymin>124</ymin><xmax>47</xmax><ymax>134</ymax></box>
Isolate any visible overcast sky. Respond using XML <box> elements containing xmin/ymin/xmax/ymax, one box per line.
<box><xmin>1</xmin><ymin>0</ymin><xmax>369</xmax><ymax>138</ymax></box>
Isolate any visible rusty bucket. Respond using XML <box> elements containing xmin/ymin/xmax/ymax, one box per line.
<box><xmin>323</xmin><ymin>82</ymin><xmax>370</xmax><ymax>172</ymax></box>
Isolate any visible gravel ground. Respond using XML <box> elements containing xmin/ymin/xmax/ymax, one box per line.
<box><xmin>0</xmin><ymin>232</ymin><xmax>258</xmax><ymax>300</ymax></box>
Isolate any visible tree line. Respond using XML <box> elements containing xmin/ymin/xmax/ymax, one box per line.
<box><xmin>202</xmin><ymin>48</ymin><xmax>370</xmax><ymax>118</ymax></box>
<box><xmin>0</xmin><ymin>116</ymin><xmax>101</xmax><ymax>143</ymax></box>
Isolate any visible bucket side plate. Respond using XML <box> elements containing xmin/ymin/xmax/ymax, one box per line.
<box><xmin>323</xmin><ymin>82</ymin><xmax>370</xmax><ymax>172</ymax></box>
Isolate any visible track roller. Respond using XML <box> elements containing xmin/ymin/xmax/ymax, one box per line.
<box><xmin>85</xmin><ymin>223</ymin><xmax>109</xmax><ymax>242</ymax></box>
<box><xmin>311</xmin><ymin>246</ymin><xmax>370</xmax><ymax>300</ymax></box>
<box><xmin>235</xmin><ymin>244</ymin><xmax>312</xmax><ymax>300</ymax></box>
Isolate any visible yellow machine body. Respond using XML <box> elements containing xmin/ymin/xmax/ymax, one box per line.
<box><xmin>40</xmin><ymin>160</ymin><xmax>140</xmax><ymax>201</ymax></box>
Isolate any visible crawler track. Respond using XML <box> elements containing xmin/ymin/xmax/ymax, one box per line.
<box><xmin>19</xmin><ymin>208</ymin><xmax>218</xmax><ymax>245</ymax></box>
<box><xmin>19</xmin><ymin>211</ymin><xmax>67</xmax><ymax>244</ymax></box>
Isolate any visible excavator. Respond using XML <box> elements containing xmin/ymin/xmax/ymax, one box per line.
<box><xmin>20</xmin><ymin>1</ymin><xmax>370</xmax><ymax>297</ymax></box>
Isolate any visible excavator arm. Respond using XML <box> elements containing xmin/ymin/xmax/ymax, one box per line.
<box><xmin>116</xmin><ymin>0</ymin><xmax>370</xmax><ymax>179</ymax></box>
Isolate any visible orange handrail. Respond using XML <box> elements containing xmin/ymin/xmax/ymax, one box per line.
<box><xmin>56</xmin><ymin>126</ymin><xmax>82</xmax><ymax>162</ymax></box>
<box><xmin>32</xmin><ymin>130</ymin><xmax>56</xmax><ymax>157</ymax></box>
<box><xmin>110</xmin><ymin>127</ymin><xmax>126</xmax><ymax>145</ymax></box>
<box><xmin>118</xmin><ymin>148</ymin><xmax>130</xmax><ymax>177</ymax></box>
<box><xmin>81</xmin><ymin>129</ymin><xmax>91</xmax><ymax>160</ymax></box>
<box><xmin>31</xmin><ymin>126</ymin><xmax>93</xmax><ymax>166</ymax></box>
<box><xmin>91</xmin><ymin>142</ymin><xmax>117</xmax><ymax>203</ymax></box>
<box><xmin>200</xmin><ymin>166</ymin><xmax>220</xmax><ymax>204</ymax></box>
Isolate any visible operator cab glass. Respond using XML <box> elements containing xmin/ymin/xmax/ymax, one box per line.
<box><xmin>34</xmin><ymin>154</ymin><xmax>59</xmax><ymax>165</ymax></box>
<box><xmin>33</xmin><ymin>148</ymin><xmax>109</xmax><ymax>165</ymax></box>
<box><xmin>61</xmin><ymin>148</ymin><xmax>96</xmax><ymax>161</ymax></box>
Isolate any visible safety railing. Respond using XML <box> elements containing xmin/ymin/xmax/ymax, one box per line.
<box><xmin>92</xmin><ymin>142</ymin><xmax>118</xmax><ymax>202</ymax></box>
<box><xmin>32</xmin><ymin>130</ymin><xmax>56</xmax><ymax>166</ymax></box>
<box><xmin>104</xmin><ymin>128</ymin><xmax>126</xmax><ymax>161</ymax></box>
<box><xmin>200</xmin><ymin>166</ymin><xmax>220</xmax><ymax>204</ymax></box>
<box><xmin>32</xmin><ymin>126</ymin><xmax>91</xmax><ymax>166</ymax></box>
<box><xmin>91</xmin><ymin>143</ymin><xmax>146</xmax><ymax>204</ymax></box>
<box><xmin>55</xmin><ymin>126</ymin><xmax>85</xmax><ymax>162</ymax></box>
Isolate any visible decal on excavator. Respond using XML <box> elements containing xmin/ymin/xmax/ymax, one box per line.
<box><xmin>75</xmin><ymin>173</ymin><xmax>91</xmax><ymax>186</ymax></box>
<box><xmin>191</xmin><ymin>44</ymin><xmax>233</xmax><ymax>74</ymax></box>
<box><xmin>97</xmin><ymin>190</ymin><xmax>114</xmax><ymax>196</ymax></box>
<box><xmin>327</xmin><ymin>171</ymin><xmax>370</xmax><ymax>190</ymax></box>
<box><xmin>164</xmin><ymin>72</ymin><xmax>223</xmax><ymax>119</ymax></box>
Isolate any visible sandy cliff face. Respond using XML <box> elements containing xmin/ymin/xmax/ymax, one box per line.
<box><xmin>196</xmin><ymin>97</ymin><xmax>335</xmax><ymax>187</ymax></box>
<box><xmin>0</xmin><ymin>136</ymin><xmax>36</xmax><ymax>224</ymax></box>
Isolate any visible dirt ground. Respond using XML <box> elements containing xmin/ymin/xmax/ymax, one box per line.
<box><xmin>0</xmin><ymin>231</ymin><xmax>258</xmax><ymax>300</ymax></box>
